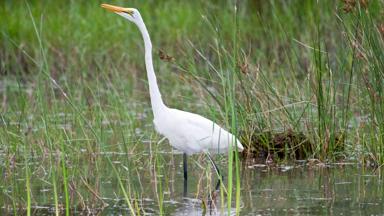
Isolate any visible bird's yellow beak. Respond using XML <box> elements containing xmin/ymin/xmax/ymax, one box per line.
<box><xmin>101</xmin><ymin>3</ymin><xmax>134</xmax><ymax>15</ymax></box>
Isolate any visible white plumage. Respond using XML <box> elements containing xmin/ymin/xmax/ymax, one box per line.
<box><xmin>101</xmin><ymin>4</ymin><xmax>244</xmax><ymax>156</ymax></box>
<box><xmin>154</xmin><ymin>108</ymin><xmax>244</xmax><ymax>155</ymax></box>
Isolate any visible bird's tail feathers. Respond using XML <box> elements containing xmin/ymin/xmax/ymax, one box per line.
<box><xmin>236</xmin><ymin>140</ymin><xmax>244</xmax><ymax>152</ymax></box>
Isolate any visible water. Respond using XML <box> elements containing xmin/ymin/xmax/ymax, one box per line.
<box><xmin>1</xmin><ymin>153</ymin><xmax>383</xmax><ymax>215</ymax></box>
<box><xmin>93</xmin><ymin>158</ymin><xmax>384</xmax><ymax>215</ymax></box>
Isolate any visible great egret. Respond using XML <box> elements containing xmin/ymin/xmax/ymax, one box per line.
<box><xmin>101</xmin><ymin>3</ymin><xmax>244</xmax><ymax>195</ymax></box>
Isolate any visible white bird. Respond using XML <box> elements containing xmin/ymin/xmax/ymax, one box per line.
<box><xmin>101</xmin><ymin>4</ymin><xmax>244</xmax><ymax>195</ymax></box>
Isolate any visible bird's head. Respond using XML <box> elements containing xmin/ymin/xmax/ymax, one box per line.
<box><xmin>101</xmin><ymin>3</ymin><xmax>142</xmax><ymax>25</ymax></box>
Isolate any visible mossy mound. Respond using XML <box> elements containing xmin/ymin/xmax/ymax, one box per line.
<box><xmin>241</xmin><ymin>129</ymin><xmax>345</xmax><ymax>161</ymax></box>
<box><xmin>241</xmin><ymin>129</ymin><xmax>314</xmax><ymax>161</ymax></box>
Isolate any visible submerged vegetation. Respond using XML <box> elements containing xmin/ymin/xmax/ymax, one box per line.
<box><xmin>1</xmin><ymin>0</ymin><xmax>384</xmax><ymax>214</ymax></box>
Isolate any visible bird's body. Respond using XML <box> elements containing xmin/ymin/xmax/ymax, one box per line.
<box><xmin>154</xmin><ymin>107</ymin><xmax>243</xmax><ymax>155</ymax></box>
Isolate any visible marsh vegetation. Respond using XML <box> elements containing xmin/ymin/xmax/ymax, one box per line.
<box><xmin>1</xmin><ymin>0</ymin><xmax>384</xmax><ymax>215</ymax></box>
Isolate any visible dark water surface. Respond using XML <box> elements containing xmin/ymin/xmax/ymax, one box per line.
<box><xmin>97</xmin><ymin>155</ymin><xmax>384</xmax><ymax>215</ymax></box>
<box><xmin>1</xmin><ymin>152</ymin><xmax>383</xmax><ymax>215</ymax></box>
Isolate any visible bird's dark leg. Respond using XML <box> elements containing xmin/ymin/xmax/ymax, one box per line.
<box><xmin>206</xmin><ymin>153</ymin><xmax>223</xmax><ymax>191</ymax></box>
<box><xmin>206</xmin><ymin>153</ymin><xmax>223</xmax><ymax>207</ymax></box>
<box><xmin>183</xmin><ymin>153</ymin><xmax>188</xmax><ymax>197</ymax></box>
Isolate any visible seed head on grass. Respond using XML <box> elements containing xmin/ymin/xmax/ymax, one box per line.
<box><xmin>342</xmin><ymin>0</ymin><xmax>369</xmax><ymax>13</ymax></box>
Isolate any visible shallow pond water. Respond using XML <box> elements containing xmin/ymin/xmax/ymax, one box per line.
<box><xmin>102</xmin><ymin>157</ymin><xmax>384</xmax><ymax>215</ymax></box>
<box><xmin>1</xmin><ymin>152</ymin><xmax>383</xmax><ymax>215</ymax></box>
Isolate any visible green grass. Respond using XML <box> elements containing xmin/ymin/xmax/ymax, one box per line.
<box><xmin>1</xmin><ymin>0</ymin><xmax>384</xmax><ymax>214</ymax></box>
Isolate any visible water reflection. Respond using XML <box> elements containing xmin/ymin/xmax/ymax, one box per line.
<box><xmin>105</xmin><ymin>154</ymin><xmax>383</xmax><ymax>215</ymax></box>
<box><xmin>2</xmin><ymin>152</ymin><xmax>383</xmax><ymax>215</ymax></box>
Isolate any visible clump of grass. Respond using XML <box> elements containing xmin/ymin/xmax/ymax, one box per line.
<box><xmin>182</xmin><ymin>0</ymin><xmax>383</xmax><ymax>165</ymax></box>
<box><xmin>354</xmin><ymin>1</ymin><xmax>384</xmax><ymax>165</ymax></box>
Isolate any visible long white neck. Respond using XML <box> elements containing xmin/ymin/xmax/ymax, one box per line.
<box><xmin>136</xmin><ymin>20</ymin><xmax>167</xmax><ymax>117</ymax></box>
